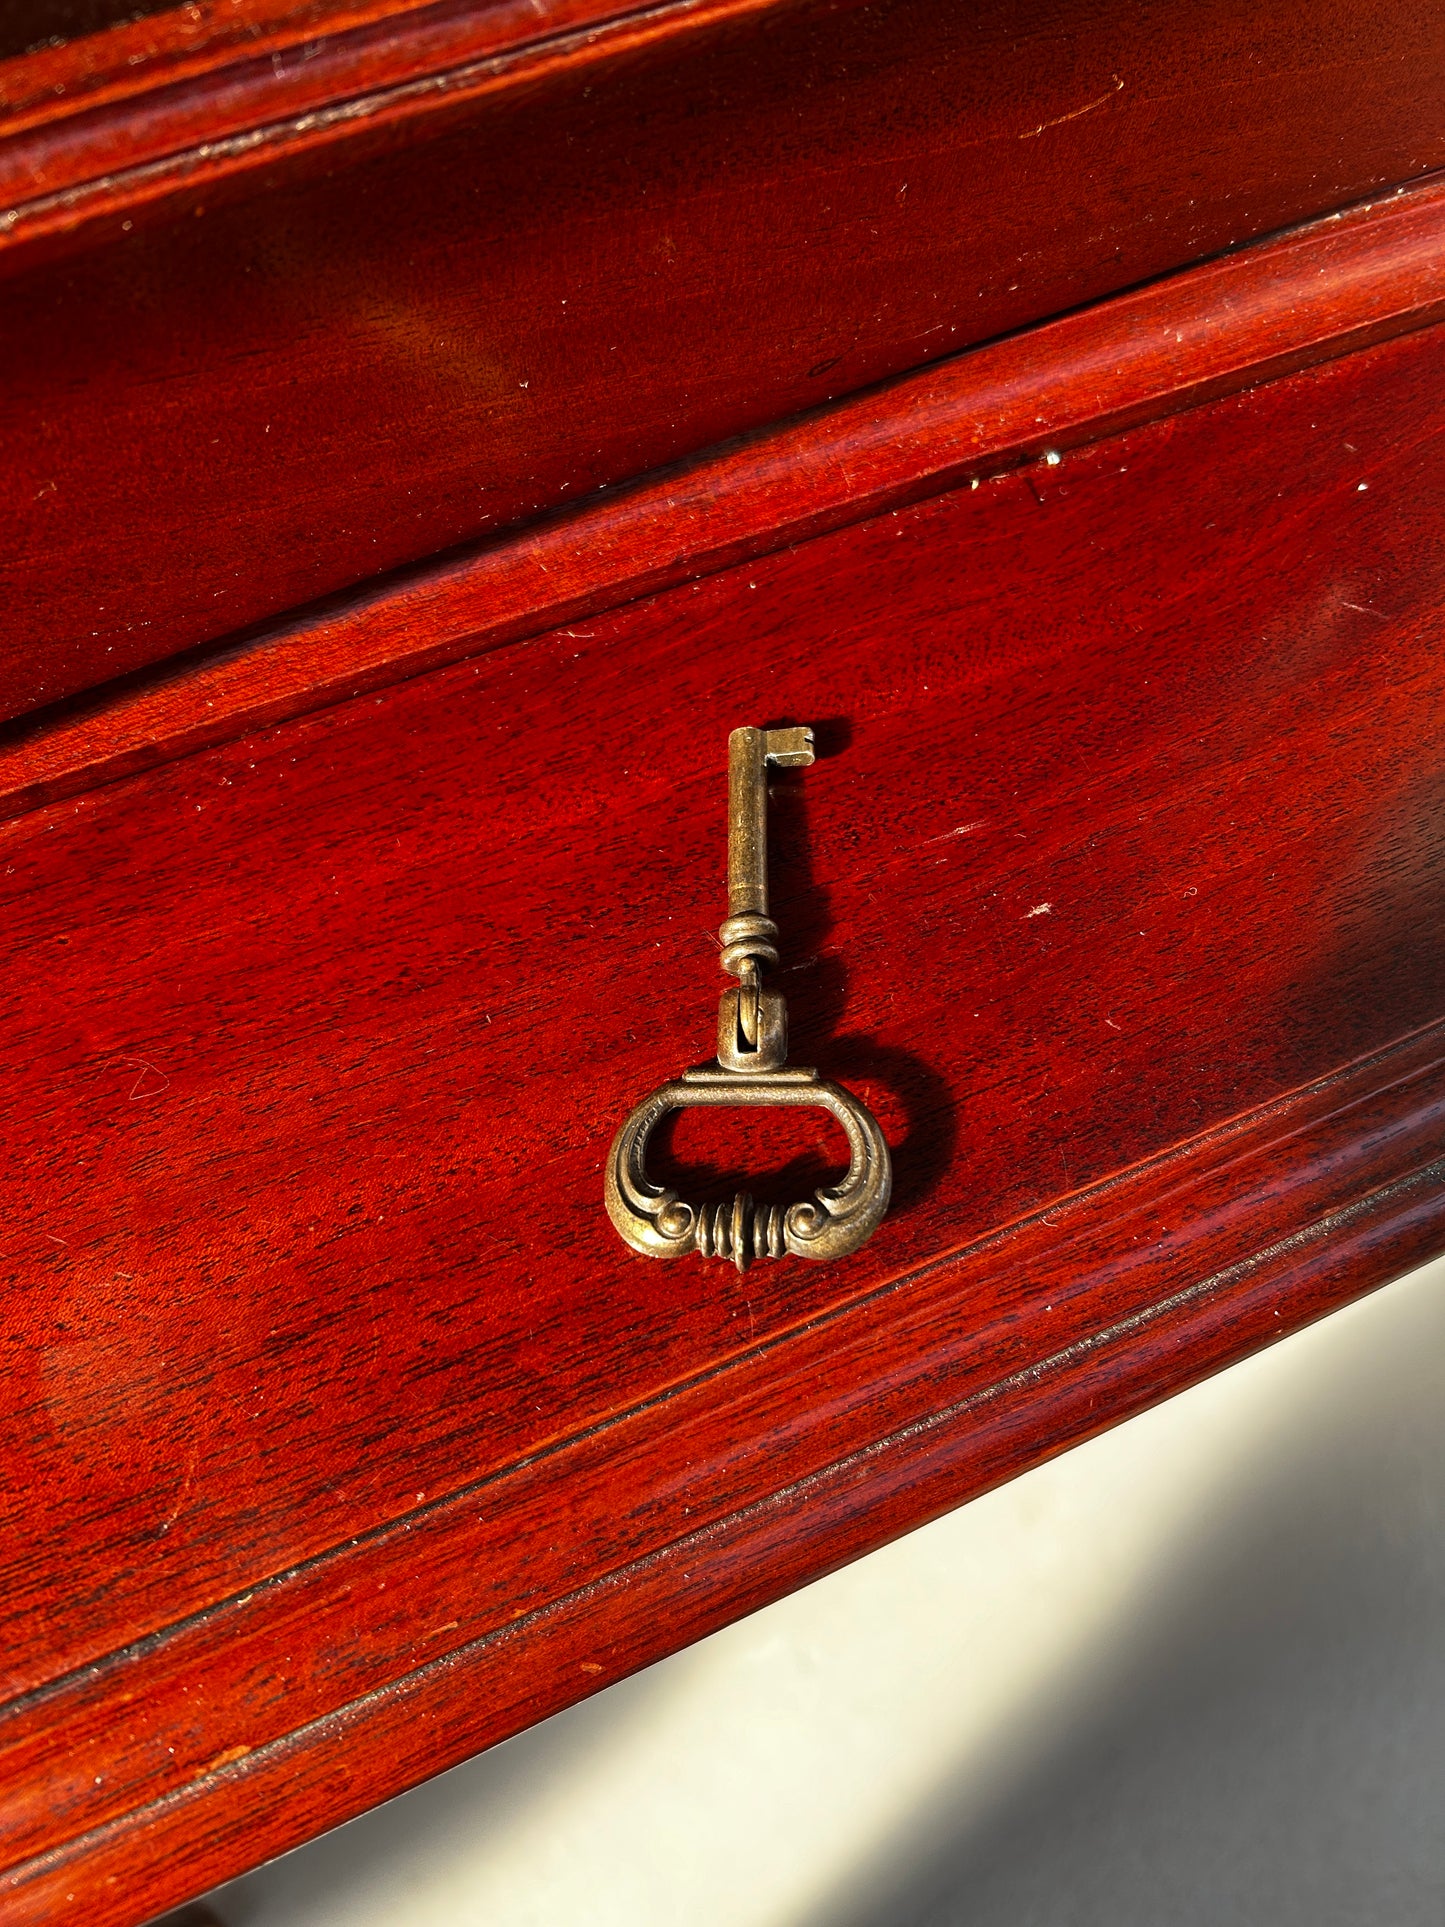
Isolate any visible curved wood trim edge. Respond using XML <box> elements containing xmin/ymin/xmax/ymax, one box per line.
<box><xmin>3</xmin><ymin>1019</ymin><xmax>1445</xmax><ymax>1924</ymax></box>
<box><xmin>0</xmin><ymin>0</ymin><xmax>780</xmax><ymax>236</ymax></box>
<box><xmin>1</xmin><ymin>172</ymin><xmax>1443</xmax><ymax>827</ymax></box>
<box><xmin>0</xmin><ymin>0</ymin><xmax>649</xmax><ymax>138</ymax></box>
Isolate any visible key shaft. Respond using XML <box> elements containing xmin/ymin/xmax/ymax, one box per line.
<box><xmin>726</xmin><ymin>725</ymin><xmax>815</xmax><ymax>919</ymax></box>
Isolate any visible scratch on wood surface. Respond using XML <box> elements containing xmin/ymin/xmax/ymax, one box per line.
<box><xmin>157</xmin><ymin>1443</ymin><xmax>200</xmax><ymax>1538</ymax></box>
<box><xmin>1021</xmin><ymin>74</ymin><xmax>1123</xmax><ymax>138</ymax></box>
<box><xmin>111</xmin><ymin>1055</ymin><xmax>170</xmax><ymax>1100</ymax></box>
<box><xmin>1338</xmin><ymin>599</ymin><xmax>1389</xmax><ymax>620</ymax></box>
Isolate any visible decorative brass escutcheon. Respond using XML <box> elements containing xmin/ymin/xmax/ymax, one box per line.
<box><xmin>605</xmin><ymin>725</ymin><xmax>891</xmax><ymax>1269</ymax></box>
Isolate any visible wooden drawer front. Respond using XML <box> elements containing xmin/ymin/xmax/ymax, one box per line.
<box><xmin>3</xmin><ymin>0</ymin><xmax>1445</xmax><ymax>719</ymax></box>
<box><xmin>3</xmin><ymin>270</ymin><xmax>1444</xmax><ymax>1919</ymax></box>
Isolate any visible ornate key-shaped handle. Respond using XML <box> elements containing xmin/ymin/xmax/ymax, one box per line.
<box><xmin>605</xmin><ymin>725</ymin><xmax>891</xmax><ymax>1269</ymax></box>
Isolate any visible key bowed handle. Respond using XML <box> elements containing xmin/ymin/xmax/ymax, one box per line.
<box><xmin>605</xmin><ymin>725</ymin><xmax>891</xmax><ymax>1270</ymax></box>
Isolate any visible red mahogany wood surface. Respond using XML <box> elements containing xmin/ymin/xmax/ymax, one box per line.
<box><xmin>2</xmin><ymin>316</ymin><xmax>1444</xmax><ymax>1922</ymax></box>
<box><xmin>4</xmin><ymin>175</ymin><xmax>1442</xmax><ymax>825</ymax></box>
<box><xmin>3</xmin><ymin>0</ymin><xmax>1445</xmax><ymax>720</ymax></box>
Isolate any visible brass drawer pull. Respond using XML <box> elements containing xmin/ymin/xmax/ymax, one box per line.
<box><xmin>605</xmin><ymin>726</ymin><xmax>891</xmax><ymax>1269</ymax></box>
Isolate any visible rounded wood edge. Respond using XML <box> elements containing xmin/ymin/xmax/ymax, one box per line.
<box><xmin>0</xmin><ymin>174</ymin><xmax>1442</xmax><ymax>824</ymax></box>
<box><xmin>4</xmin><ymin>1024</ymin><xmax>1445</xmax><ymax>1922</ymax></box>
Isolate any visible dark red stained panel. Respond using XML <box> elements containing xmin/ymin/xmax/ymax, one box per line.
<box><xmin>2</xmin><ymin>321</ymin><xmax>1444</xmax><ymax>1921</ymax></box>
<box><xmin>5</xmin><ymin>172</ymin><xmax>1442</xmax><ymax>826</ymax></box>
<box><xmin>3</xmin><ymin>0</ymin><xmax>1445</xmax><ymax>719</ymax></box>
<box><xmin>2</xmin><ymin>318</ymin><xmax>1443</xmax><ymax>1665</ymax></box>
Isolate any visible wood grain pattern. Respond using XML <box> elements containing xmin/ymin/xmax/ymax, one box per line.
<box><xmin>3</xmin><ymin>315</ymin><xmax>1444</xmax><ymax>1922</ymax></box>
<box><xmin>3</xmin><ymin>0</ymin><xmax>1444</xmax><ymax>721</ymax></box>
<box><xmin>8</xmin><ymin>1043</ymin><xmax>1445</xmax><ymax>1924</ymax></box>
<box><xmin>5</xmin><ymin>173</ymin><xmax>1442</xmax><ymax>824</ymax></box>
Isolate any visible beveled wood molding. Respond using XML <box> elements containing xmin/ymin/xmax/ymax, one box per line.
<box><xmin>0</xmin><ymin>0</ymin><xmax>653</xmax><ymax>135</ymax></box>
<box><xmin>5</xmin><ymin>1022</ymin><xmax>1443</xmax><ymax>1924</ymax></box>
<box><xmin>0</xmin><ymin>0</ymin><xmax>773</xmax><ymax>222</ymax></box>
<box><xmin>2</xmin><ymin>171</ymin><xmax>1442</xmax><ymax>825</ymax></box>
<box><xmin>8</xmin><ymin>0</ymin><xmax>1443</xmax><ymax>718</ymax></box>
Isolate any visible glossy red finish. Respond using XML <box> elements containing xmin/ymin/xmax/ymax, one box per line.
<box><xmin>5</xmin><ymin>173</ymin><xmax>1443</xmax><ymax>823</ymax></box>
<box><xmin>3</xmin><ymin>309</ymin><xmax>1444</xmax><ymax>1921</ymax></box>
<box><xmin>3</xmin><ymin>0</ymin><xmax>1444</xmax><ymax>720</ymax></box>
